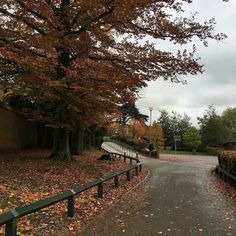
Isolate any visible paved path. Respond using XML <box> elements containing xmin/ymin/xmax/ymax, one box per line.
<box><xmin>80</xmin><ymin>143</ymin><xmax>236</xmax><ymax>236</ymax></box>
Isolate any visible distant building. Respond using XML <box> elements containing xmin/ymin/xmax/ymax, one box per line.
<box><xmin>0</xmin><ymin>106</ymin><xmax>38</xmax><ymax>149</ymax></box>
<box><xmin>0</xmin><ymin>105</ymin><xmax>53</xmax><ymax>150</ymax></box>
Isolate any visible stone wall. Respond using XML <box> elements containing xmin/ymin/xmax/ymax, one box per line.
<box><xmin>0</xmin><ymin>107</ymin><xmax>38</xmax><ymax>149</ymax></box>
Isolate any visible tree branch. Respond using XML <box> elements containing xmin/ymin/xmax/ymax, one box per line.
<box><xmin>15</xmin><ymin>0</ymin><xmax>57</xmax><ymax>30</ymax></box>
<box><xmin>0</xmin><ymin>8</ymin><xmax>47</xmax><ymax>36</ymax></box>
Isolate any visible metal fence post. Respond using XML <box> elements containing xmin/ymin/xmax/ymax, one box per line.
<box><xmin>5</xmin><ymin>209</ymin><xmax>19</xmax><ymax>236</ymax></box>
<box><xmin>130</xmin><ymin>158</ymin><xmax>132</xmax><ymax>165</ymax></box>
<box><xmin>124</xmin><ymin>152</ymin><xmax>126</xmax><ymax>162</ymax></box>
<box><xmin>5</xmin><ymin>218</ymin><xmax>17</xmax><ymax>236</ymax></box>
<box><xmin>114</xmin><ymin>175</ymin><xmax>119</xmax><ymax>187</ymax></box>
<box><xmin>135</xmin><ymin>166</ymin><xmax>139</xmax><ymax>176</ymax></box>
<box><xmin>126</xmin><ymin>170</ymin><xmax>131</xmax><ymax>181</ymax></box>
<box><xmin>98</xmin><ymin>178</ymin><xmax>104</xmax><ymax>198</ymax></box>
<box><xmin>67</xmin><ymin>191</ymin><xmax>76</xmax><ymax>217</ymax></box>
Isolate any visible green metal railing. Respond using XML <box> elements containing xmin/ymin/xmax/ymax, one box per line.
<box><xmin>0</xmin><ymin>149</ymin><xmax>142</xmax><ymax>236</ymax></box>
<box><xmin>216</xmin><ymin>165</ymin><xmax>236</xmax><ymax>186</ymax></box>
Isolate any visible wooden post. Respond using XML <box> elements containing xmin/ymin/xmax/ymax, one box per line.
<box><xmin>124</xmin><ymin>152</ymin><xmax>126</xmax><ymax>162</ymax></box>
<box><xmin>130</xmin><ymin>158</ymin><xmax>132</xmax><ymax>165</ymax></box>
<box><xmin>135</xmin><ymin>166</ymin><xmax>139</xmax><ymax>176</ymax></box>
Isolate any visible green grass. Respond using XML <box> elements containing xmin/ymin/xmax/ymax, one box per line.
<box><xmin>160</xmin><ymin>150</ymin><xmax>209</xmax><ymax>156</ymax></box>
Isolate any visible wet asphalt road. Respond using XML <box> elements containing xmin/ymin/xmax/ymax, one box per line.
<box><xmin>79</xmin><ymin>144</ymin><xmax>236</xmax><ymax>236</ymax></box>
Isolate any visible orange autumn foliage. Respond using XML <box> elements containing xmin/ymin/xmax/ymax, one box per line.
<box><xmin>130</xmin><ymin>120</ymin><xmax>148</xmax><ymax>139</ymax></box>
<box><xmin>0</xmin><ymin>0</ymin><xmax>226</xmax><ymax>128</ymax></box>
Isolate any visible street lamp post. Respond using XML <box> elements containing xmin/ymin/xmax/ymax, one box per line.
<box><xmin>149</xmin><ymin>107</ymin><xmax>153</xmax><ymax>127</ymax></box>
<box><xmin>149</xmin><ymin>107</ymin><xmax>153</xmax><ymax>157</ymax></box>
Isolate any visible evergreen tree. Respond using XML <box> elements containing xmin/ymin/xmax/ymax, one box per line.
<box><xmin>198</xmin><ymin>105</ymin><xmax>230</xmax><ymax>148</ymax></box>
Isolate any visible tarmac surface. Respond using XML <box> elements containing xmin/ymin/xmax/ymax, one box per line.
<box><xmin>79</xmin><ymin>143</ymin><xmax>236</xmax><ymax>236</ymax></box>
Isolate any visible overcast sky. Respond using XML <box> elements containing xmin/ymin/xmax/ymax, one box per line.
<box><xmin>136</xmin><ymin>0</ymin><xmax>236</xmax><ymax>126</ymax></box>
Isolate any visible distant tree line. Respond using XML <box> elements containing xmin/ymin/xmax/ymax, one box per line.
<box><xmin>158</xmin><ymin>105</ymin><xmax>236</xmax><ymax>151</ymax></box>
<box><xmin>109</xmin><ymin>104</ymin><xmax>236</xmax><ymax>154</ymax></box>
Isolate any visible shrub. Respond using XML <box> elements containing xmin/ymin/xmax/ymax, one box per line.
<box><xmin>206</xmin><ymin>146</ymin><xmax>223</xmax><ymax>156</ymax></box>
<box><xmin>133</xmin><ymin>138</ymin><xmax>147</xmax><ymax>150</ymax></box>
<box><xmin>143</xmin><ymin>150</ymin><xmax>159</xmax><ymax>158</ymax></box>
<box><xmin>113</xmin><ymin>136</ymin><xmax>148</xmax><ymax>152</ymax></box>
<box><xmin>218</xmin><ymin>151</ymin><xmax>236</xmax><ymax>176</ymax></box>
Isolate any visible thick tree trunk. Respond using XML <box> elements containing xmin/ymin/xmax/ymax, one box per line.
<box><xmin>49</xmin><ymin>0</ymin><xmax>72</xmax><ymax>161</ymax></box>
<box><xmin>78</xmin><ymin>128</ymin><xmax>84</xmax><ymax>155</ymax></box>
<box><xmin>70</xmin><ymin>128</ymin><xmax>84</xmax><ymax>155</ymax></box>
<box><xmin>51</xmin><ymin>128</ymin><xmax>72</xmax><ymax>160</ymax></box>
<box><xmin>37</xmin><ymin>124</ymin><xmax>53</xmax><ymax>147</ymax></box>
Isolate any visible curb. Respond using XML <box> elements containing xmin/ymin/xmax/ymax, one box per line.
<box><xmin>120</xmin><ymin>167</ymin><xmax>150</xmax><ymax>197</ymax></box>
<box><xmin>78</xmin><ymin>167</ymin><xmax>150</xmax><ymax>234</ymax></box>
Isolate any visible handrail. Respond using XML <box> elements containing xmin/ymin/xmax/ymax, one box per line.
<box><xmin>216</xmin><ymin>165</ymin><xmax>236</xmax><ymax>184</ymax></box>
<box><xmin>0</xmin><ymin>148</ymin><xmax>142</xmax><ymax>236</ymax></box>
<box><xmin>100</xmin><ymin>147</ymin><xmax>140</xmax><ymax>162</ymax></box>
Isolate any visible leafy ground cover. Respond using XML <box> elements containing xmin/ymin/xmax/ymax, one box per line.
<box><xmin>210</xmin><ymin>169</ymin><xmax>236</xmax><ymax>202</ymax></box>
<box><xmin>0</xmin><ymin>149</ymin><xmax>147</xmax><ymax>236</ymax></box>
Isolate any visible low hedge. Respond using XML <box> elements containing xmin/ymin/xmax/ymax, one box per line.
<box><xmin>218</xmin><ymin>151</ymin><xmax>236</xmax><ymax>176</ymax></box>
<box><xmin>143</xmin><ymin>150</ymin><xmax>160</xmax><ymax>158</ymax></box>
<box><xmin>111</xmin><ymin>137</ymin><xmax>148</xmax><ymax>153</ymax></box>
<box><xmin>207</xmin><ymin>146</ymin><xmax>223</xmax><ymax>156</ymax></box>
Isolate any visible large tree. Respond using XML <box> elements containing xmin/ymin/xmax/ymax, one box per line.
<box><xmin>0</xmin><ymin>0</ymin><xmax>226</xmax><ymax>160</ymax></box>
<box><xmin>158</xmin><ymin>109</ymin><xmax>191</xmax><ymax>148</ymax></box>
<box><xmin>198</xmin><ymin>105</ymin><xmax>230</xmax><ymax>148</ymax></box>
<box><xmin>183</xmin><ymin>127</ymin><xmax>201</xmax><ymax>154</ymax></box>
<box><xmin>222</xmin><ymin>107</ymin><xmax>236</xmax><ymax>139</ymax></box>
<box><xmin>150</xmin><ymin>121</ymin><xmax>164</xmax><ymax>158</ymax></box>
<box><xmin>158</xmin><ymin>109</ymin><xmax>172</xmax><ymax>147</ymax></box>
<box><xmin>129</xmin><ymin>120</ymin><xmax>148</xmax><ymax>139</ymax></box>
<box><xmin>118</xmin><ymin>103</ymin><xmax>148</xmax><ymax>127</ymax></box>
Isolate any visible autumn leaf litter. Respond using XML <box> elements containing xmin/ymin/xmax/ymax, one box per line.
<box><xmin>0</xmin><ymin>148</ymin><xmax>147</xmax><ymax>236</ymax></box>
